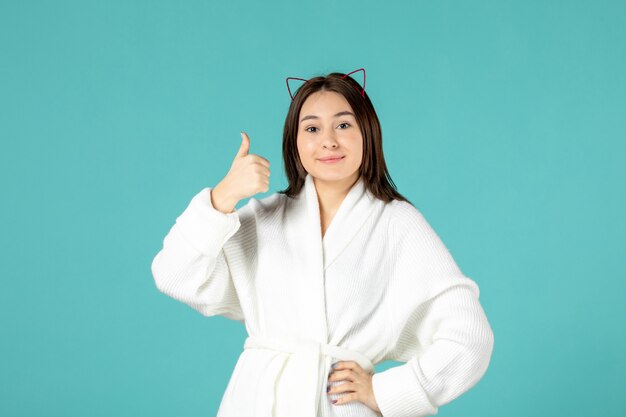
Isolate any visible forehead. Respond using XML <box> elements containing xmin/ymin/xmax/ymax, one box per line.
<box><xmin>300</xmin><ymin>91</ymin><xmax>352</xmax><ymax>114</ymax></box>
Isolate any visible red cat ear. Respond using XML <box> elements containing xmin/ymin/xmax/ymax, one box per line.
<box><xmin>286</xmin><ymin>77</ymin><xmax>308</xmax><ymax>101</ymax></box>
<box><xmin>341</xmin><ymin>67</ymin><xmax>366</xmax><ymax>97</ymax></box>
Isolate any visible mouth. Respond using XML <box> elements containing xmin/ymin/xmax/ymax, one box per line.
<box><xmin>318</xmin><ymin>156</ymin><xmax>345</xmax><ymax>162</ymax></box>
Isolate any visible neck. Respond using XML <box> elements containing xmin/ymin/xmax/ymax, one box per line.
<box><xmin>313</xmin><ymin>173</ymin><xmax>359</xmax><ymax>213</ymax></box>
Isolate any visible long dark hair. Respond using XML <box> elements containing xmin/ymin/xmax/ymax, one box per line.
<box><xmin>277</xmin><ymin>71</ymin><xmax>412</xmax><ymax>205</ymax></box>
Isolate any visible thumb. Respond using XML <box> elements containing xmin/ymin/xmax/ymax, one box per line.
<box><xmin>236</xmin><ymin>131</ymin><xmax>250</xmax><ymax>158</ymax></box>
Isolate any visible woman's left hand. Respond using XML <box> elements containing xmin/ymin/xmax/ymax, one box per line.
<box><xmin>327</xmin><ymin>361</ymin><xmax>381</xmax><ymax>414</ymax></box>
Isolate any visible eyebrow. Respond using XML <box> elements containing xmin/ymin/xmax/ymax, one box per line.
<box><xmin>299</xmin><ymin>111</ymin><xmax>355</xmax><ymax>124</ymax></box>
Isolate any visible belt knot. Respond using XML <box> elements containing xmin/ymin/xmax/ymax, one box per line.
<box><xmin>243</xmin><ymin>335</ymin><xmax>373</xmax><ymax>417</ymax></box>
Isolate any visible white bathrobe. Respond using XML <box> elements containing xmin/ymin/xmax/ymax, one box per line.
<box><xmin>151</xmin><ymin>173</ymin><xmax>494</xmax><ymax>417</ymax></box>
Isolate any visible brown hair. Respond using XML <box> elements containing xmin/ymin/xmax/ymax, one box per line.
<box><xmin>277</xmin><ymin>71</ymin><xmax>413</xmax><ymax>205</ymax></box>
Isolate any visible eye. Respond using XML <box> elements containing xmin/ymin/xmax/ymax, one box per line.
<box><xmin>338</xmin><ymin>122</ymin><xmax>350</xmax><ymax>129</ymax></box>
<box><xmin>305</xmin><ymin>126</ymin><xmax>318</xmax><ymax>133</ymax></box>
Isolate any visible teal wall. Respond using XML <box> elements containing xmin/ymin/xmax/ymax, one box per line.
<box><xmin>1</xmin><ymin>1</ymin><xmax>624</xmax><ymax>415</ymax></box>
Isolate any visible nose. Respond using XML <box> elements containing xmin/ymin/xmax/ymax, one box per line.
<box><xmin>322</xmin><ymin>130</ymin><xmax>339</xmax><ymax>149</ymax></box>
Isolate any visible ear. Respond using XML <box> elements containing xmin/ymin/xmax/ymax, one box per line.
<box><xmin>286</xmin><ymin>77</ymin><xmax>308</xmax><ymax>101</ymax></box>
<box><xmin>341</xmin><ymin>68</ymin><xmax>366</xmax><ymax>97</ymax></box>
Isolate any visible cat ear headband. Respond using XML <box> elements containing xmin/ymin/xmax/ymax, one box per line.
<box><xmin>285</xmin><ymin>67</ymin><xmax>366</xmax><ymax>101</ymax></box>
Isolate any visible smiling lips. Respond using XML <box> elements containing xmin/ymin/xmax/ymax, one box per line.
<box><xmin>318</xmin><ymin>155</ymin><xmax>345</xmax><ymax>163</ymax></box>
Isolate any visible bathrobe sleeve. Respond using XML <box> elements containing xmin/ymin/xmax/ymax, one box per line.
<box><xmin>371</xmin><ymin>202</ymin><xmax>494</xmax><ymax>417</ymax></box>
<box><xmin>151</xmin><ymin>187</ymin><xmax>245</xmax><ymax>322</ymax></box>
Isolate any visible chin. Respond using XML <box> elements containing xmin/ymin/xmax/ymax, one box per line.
<box><xmin>309</xmin><ymin>170</ymin><xmax>358</xmax><ymax>184</ymax></box>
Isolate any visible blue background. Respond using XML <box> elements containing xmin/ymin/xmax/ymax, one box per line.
<box><xmin>1</xmin><ymin>0</ymin><xmax>624</xmax><ymax>415</ymax></box>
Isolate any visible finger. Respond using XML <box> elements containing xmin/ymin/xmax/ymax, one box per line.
<box><xmin>331</xmin><ymin>361</ymin><xmax>362</xmax><ymax>373</ymax></box>
<box><xmin>253</xmin><ymin>158</ymin><xmax>270</xmax><ymax>173</ymax></box>
<box><xmin>328</xmin><ymin>381</ymin><xmax>357</xmax><ymax>395</ymax></box>
<box><xmin>236</xmin><ymin>131</ymin><xmax>250</xmax><ymax>158</ymax></box>
<box><xmin>332</xmin><ymin>392</ymin><xmax>359</xmax><ymax>405</ymax></box>
<box><xmin>254</xmin><ymin>165</ymin><xmax>270</xmax><ymax>179</ymax></box>
<box><xmin>328</xmin><ymin>369</ymin><xmax>357</xmax><ymax>382</ymax></box>
<box><xmin>257</xmin><ymin>177</ymin><xmax>270</xmax><ymax>193</ymax></box>
<box><xmin>252</xmin><ymin>154</ymin><xmax>270</xmax><ymax>168</ymax></box>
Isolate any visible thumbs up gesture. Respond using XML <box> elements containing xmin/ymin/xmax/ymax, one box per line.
<box><xmin>211</xmin><ymin>132</ymin><xmax>271</xmax><ymax>214</ymax></box>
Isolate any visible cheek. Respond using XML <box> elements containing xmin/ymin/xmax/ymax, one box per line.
<box><xmin>353</xmin><ymin>150</ymin><xmax>364</xmax><ymax>166</ymax></box>
<box><xmin>347</xmin><ymin>136</ymin><xmax>364</xmax><ymax>158</ymax></box>
<box><xmin>298</xmin><ymin>141</ymin><xmax>316</xmax><ymax>158</ymax></box>
<box><xmin>296</xmin><ymin>137</ymin><xmax>304</xmax><ymax>155</ymax></box>
<box><xmin>296</xmin><ymin>141</ymin><xmax>311</xmax><ymax>165</ymax></box>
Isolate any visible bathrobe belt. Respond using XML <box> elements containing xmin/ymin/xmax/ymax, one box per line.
<box><xmin>243</xmin><ymin>335</ymin><xmax>374</xmax><ymax>417</ymax></box>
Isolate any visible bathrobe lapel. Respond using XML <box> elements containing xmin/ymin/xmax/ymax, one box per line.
<box><xmin>284</xmin><ymin>173</ymin><xmax>375</xmax><ymax>342</ymax></box>
<box><xmin>269</xmin><ymin>173</ymin><xmax>383</xmax><ymax>416</ymax></box>
<box><xmin>316</xmin><ymin>174</ymin><xmax>374</xmax><ymax>272</ymax></box>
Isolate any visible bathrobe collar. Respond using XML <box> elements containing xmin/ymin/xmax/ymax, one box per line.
<box><xmin>303</xmin><ymin>172</ymin><xmax>375</xmax><ymax>271</ymax></box>
<box><xmin>284</xmin><ymin>173</ymin><xmax>382</xmax><ymax>342</ymax></box>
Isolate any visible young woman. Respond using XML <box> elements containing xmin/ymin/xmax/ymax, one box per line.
<box><xmin>151</xmin><ymin>68</ymin><xmax>494</xmax><ymax>417</ymax></box>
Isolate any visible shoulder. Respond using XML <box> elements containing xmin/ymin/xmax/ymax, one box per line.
<box><xmin>237</xmin><ymin>191</ymin><xmax>287</xmax><ymax>221</ymax></box>
<box><xmin>385</xmin><ymin>199</ymin><xmax>433</xmax><ymax>236</ymax></box>
<box><xmin>385</xmin><ymin>199</ymin><xmax>455</xmax><ymax>258</ymax></box>
<box><xmin>385</xmin><ymin>199</ymin><xmax>468</xmax><ymax>288</ymax></box>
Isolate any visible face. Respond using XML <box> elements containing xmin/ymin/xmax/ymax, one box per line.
<box><xmin>296</xmin><ymin>91</ymin><xmax>363</xmax><ymax>188</ymax></box>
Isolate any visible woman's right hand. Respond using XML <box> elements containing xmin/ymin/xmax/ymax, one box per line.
<box><xmin>211</xmin><ymin>132</ymin><xmax>271</xmax><ymax>214</ymax></box>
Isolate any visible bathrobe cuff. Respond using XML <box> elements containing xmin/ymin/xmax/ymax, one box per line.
<box><xmin>174</xmin><ymin>187</ymin><xmax>241</xmax><ymax>257</ymax></box>
<box><xmin>371</xmin><ymin>361</ymin><xmax>437</xmax><ymax>417</ymax></box>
